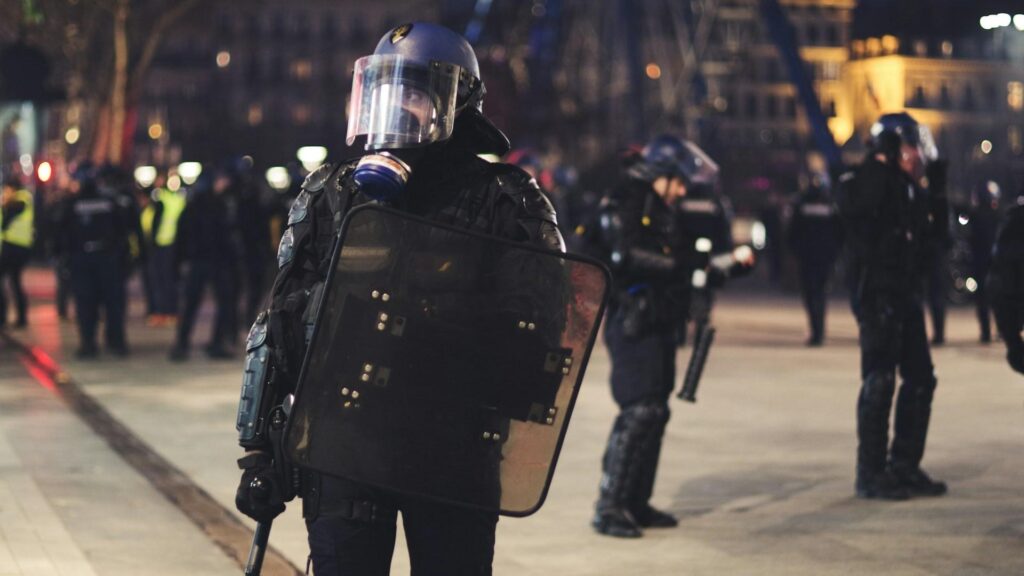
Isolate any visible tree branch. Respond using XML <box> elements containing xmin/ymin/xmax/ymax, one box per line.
<box><xmin>128</xmin><ymin>0</ymin><xmax>201</xmax><ymax>93</ymax></box>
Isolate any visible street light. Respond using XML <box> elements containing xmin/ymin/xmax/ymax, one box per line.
<box><xmin>134</xmin><ymin>165</ymin><xmax>157</xmax><ymax>187</ymax></box>
<box><xmin>265</xmin><ymin>166</ymin><xmax>291</xmax><ymax>191</ymax></box>
<box><xmin>178</xmin><ymin>162</ymin><xmax>203</xmax><ymax>185</ymax></box>
<box><xmin>297</xmin><ymin>146</ymin><xmax>328</xmax><ymax>172</ymax></box>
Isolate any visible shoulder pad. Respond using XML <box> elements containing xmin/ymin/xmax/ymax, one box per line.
<box><xmin>302</xmin><ymin>163</ymin><xmax>335</xmax><ymax>194</ymax></box>
<box><xmin>491</xmin><ymin>163</ymin><xmax>558</xmax><ymax>226</ymax></box>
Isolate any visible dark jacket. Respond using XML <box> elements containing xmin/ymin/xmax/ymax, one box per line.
<box><xmin>788</xmin><ymin>187</ymin><xmax>842</xmax><ymax>268</ymax></box>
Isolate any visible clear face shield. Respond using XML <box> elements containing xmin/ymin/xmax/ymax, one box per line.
<box><xmin>680</xmin><ymin>141</ymin><xmax>721</xmax><ymax>186</ymax></box>
<box><xmin>346</xmin><ymin>54</ymin><xmax>461</xmax><ymax>150</ymax></box>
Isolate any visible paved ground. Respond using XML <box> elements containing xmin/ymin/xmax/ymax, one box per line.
<box><xmin>2</xmin><ymin>268</ymin><xmax>1023</xmax><ymax>575</ymax></box>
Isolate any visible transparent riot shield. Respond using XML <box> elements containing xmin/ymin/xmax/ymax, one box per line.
<box><xmin>285</xmin><ymin>205</ymin><xmax>609</xmax><ymax>516</ymax></box>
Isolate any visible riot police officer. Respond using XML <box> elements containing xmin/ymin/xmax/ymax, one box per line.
<box><xmin>989</xmin><ymin>190</ymin><xmax>1024</xmax><ymax>375</ymax></box>
<box><xmin>233</xmin><ymin>23</ymin><xmax>563</xmax><ymax>575</ymax></box>
<box><xmin>788</xmin><ymin>174</ymin><xmax>841</xmax><ymax>346</ymax></box>
<box><xmin>969</xmin><ymin>181</ymin><xmax>1001</xmax><ymax>343</ymax></box>
<box><xmin>839</xmin><ymin>112</ymin><xmax>946</xmax><ymax>500</ymax></box>
<box><xmin>590</xmin><ymin>135</ymin><xmax>749</xmax><ymax>538</ymax></box>
<box><xmin>53</xmin><ymin>167</ymin><xmax>131</xmax><ymax>358</ymax></box>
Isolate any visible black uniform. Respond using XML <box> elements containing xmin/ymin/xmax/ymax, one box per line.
<box><xmin>591</xmin><ymin>176</ymin><xmax>698</xmax><ymax>535</ymax></box>
<box><xmin>968</xmin><ymin>197</ymin><xmax>1000</xmax><ymax>342</ymax></box>
<box><xmin>674</xmin><ymin>189</ymin><xmax>732</xmax><ymax>344</ymax></box>
<box><xmin>240</xmin><ymin>142</ymin><xmax>562</xmax><ymax>575</ymax></box>
<box><xmin>841</xmin><ymin>154</ymin><xmax>942</xmax><ymax>498</ymax></box>
<box><xmin>787</xmin><ymin>186</ymin><xmax>841</xmax><ymax>345</ymax></box>
<box><xmin>988</xmin><ymin>202</ymin><xmax>1024</xmax><ymax>374</ymax></box>
<box><xmin>54</xmin><ymin>182</ymin><xmax>130</xmax><ymax>356</ymax></box>
<box><xmin>922</xmin><ymin>161</ymin><xmax>951</xmax><ymax>344</ymax></box>
<box><xmin>170</xmin><ymin>185</ymin><xmax>240</xmax><ymax>359</ymax></box>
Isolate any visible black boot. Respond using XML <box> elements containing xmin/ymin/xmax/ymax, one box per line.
<box><xmin>891</xmin><ymin>379</ymin><xmax>946</xmax><ymax>497</ymax></box>
<box><xmin>628</xmin><ymin>404</ymin><xmax>676</xmax><ymax>528</ymax></box>
<box><xmin>856</xmin><ymin>372</ymin><xmax>907</xmax><ymax>500</ymax></box>
<box><xmin>593</xmin><ymin>405</ymin><xmax>665</xmax><ymax>538</ymax></box>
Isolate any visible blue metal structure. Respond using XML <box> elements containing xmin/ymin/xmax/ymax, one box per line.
<box><xmin>759</xmin><ymin>0</ymin><xmax>843</xmax><ymax>172</ymax></box>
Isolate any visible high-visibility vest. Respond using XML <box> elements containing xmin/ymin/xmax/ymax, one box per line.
<box><xmin>154</xmin><ymin>188</ymin><xmax>186</xmax><ymax>247</ymax></box>
<box><xmin>140</xmin><ymin>203</ymin><xmax>156</xmax><ymax>240</ymax></box>
<box><xmin>2</xmin><ymin>189</ymin><xmax>34</xmax><ymax>248</ymax></box>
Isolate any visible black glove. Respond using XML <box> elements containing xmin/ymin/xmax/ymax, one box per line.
<box><xmin>235</xmin><ymin>451</ymin><xmax>287</xmax><ymax>522</ymax></box>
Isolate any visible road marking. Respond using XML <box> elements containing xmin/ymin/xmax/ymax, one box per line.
<box><xmin>2</xmin><ymin>332</ymin><xmax>302</xmax><ymax>576</ymax></box>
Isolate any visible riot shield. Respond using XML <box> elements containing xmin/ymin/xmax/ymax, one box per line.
<box><xmin>285</xmin><ymin>205</ymin><xmax>609</xmax><ymax>516</ymax></box>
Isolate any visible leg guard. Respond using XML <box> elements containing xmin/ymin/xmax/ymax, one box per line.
<box><xmin>890</xmin><ymin>377</ymin><xmax>937</xmax><ymax>470</ymax></box>
<box><xmin>856</xmin><ymin>371</ymin><xmax>895</xmax><ymax>479</ymax></box>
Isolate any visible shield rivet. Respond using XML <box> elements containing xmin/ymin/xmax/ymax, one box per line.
<box><xmin>564</xmin><ymin>357</ymin><xmax>573</xmax><ymax>366</ymax></box>
<box><xmin>344</xmin><ymin>401</ymin><xmax>352</xmax><ymax>408</ymax></box>
<box><xmin>351</xmin><ymin>390</ymin><xmax>360</xmax><ymax>399</ymax></box>
<box><xmin>527</xmin><ymin>322</ymin><xmax>536</xmax><ymax>331</ymax></box>
<box><xmin>379</xmin><ymin>312</ymin><xmax>389</xmax><ymax>322</ymax></box>
<box><xmin>377</xmin><ymin>322</ymin><xmax>387</xmax><ymax>331</ymax></box>
<box><xmin>341</xmin><ymin>387</ymin><xmax>350</xmax><ymax>396</ymax></box>
<box><xmin>493</xmin><ymin>433</ymin><xmax>501</xmax><ymax>441</ymax></box>
<box><xmin>548</xmin><ymin>408</ymin><xmax>556</xmax><ymax>415</ymax></box>
<box><xmin>371</xmin><ymin>290</ymin><xmax>381</xmax><ymax>299</ymax></box>
<box><xmin>562</xmin><ymin>367</ymin><xmax>570</xmax><ymax>375</ymax></box>
<box><xmin>546</xmin><ymin>417</ymin><xmax>554</xmax><ymax>425</ymax></box>
<box><xmin>361</xmin><ymin>373</ymin><xmax>370</xmax><ymax>382</ymax></box>
<box><xmin>382</xmin><ymin>293</ymin><xmax>391</xmax><ymax>302</ymax></box>
<box><xmin>483</xmin><ymin>432</ymin><xmax>492</xmax><ymax>440</ymax></box>
<box><xmin>363</xmin><ymin>363</ymin><xmax>373</xmax><ymax>373</ymax></box>
<box><xmin>517</xmin><ymin>321</ymin><xmax>527</xmax><ymax>329</ymax></box>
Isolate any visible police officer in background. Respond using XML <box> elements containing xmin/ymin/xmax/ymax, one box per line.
<box><xmin>788</xmin><ymin>173</ymin><xmax>842</xmax><ymax>346</ymax></box>
<box><xmin>54</xmin><ymin>167</ymin><xmax>131</xmax><ymax>358</ymax></box>
<box><xmin>590</xmin><ymin>135</ymin><xmax>752</xmax><ymax>538</ymax></box>
<box><xmin>922</xmin><ymin>158</ymin><xmax>951</xmax><ymax>345</ymax></box>
<box><xmin>968</xmin><ymin>181</ymin><xmax>1001</xmax><ymax>344</ymax></box>
<box><xmin>989</xmin><ymin>189</ymin><xmax>1024</xmax><ymax>375</ymax></box>
<box><xmin>233</xmin><ymin>23</ymin><xmax>563</xmax><ymax>574</ymax></box>
<box><xmin>0</xmin><ymin>176</ymin><xmax>34</xmax><ymax>328</ymax></box>
<box><xmin>839</xmin><ymin>112</ymin><xmax>946</xmax><ymax>500</ymax></box>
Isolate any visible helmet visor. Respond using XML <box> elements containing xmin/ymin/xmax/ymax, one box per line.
<box><xmin>680</xmin><ymin>141</ymin><xmax>720</xmax><ymax>185</ymax></box>
<box><xmin>347</xmin><ymin>54</ymin><xmax>461</xmax><ymax>150</ymax></box>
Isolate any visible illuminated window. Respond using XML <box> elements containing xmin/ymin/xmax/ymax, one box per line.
<box><xmin>1008</xmin><ymin>82</ymin><xmax>1024</xmax><ymax>111</ymax></box>
<box><xmin>293</xmin><ymin>105</ymin><xmax>312</xmax><ymax>124</ymax></box>
<box><xmin>291</xmin><ymin>59</ymin><xmax>313</xmax><ymax>80</ymax></box>
<box><xmin>247</xmin><ymin>104</ymin><xmax>263</xmax><ymax>126</ymax></box>
<box><xmin>941</xmin><ymin>41</ymin><xmax>953</xmax><ymax>57</ymax></box>
<box><xmin>1009</xmin><ymin>126</ymin><xmax>1023</xmax><ymax>154</ymax></box>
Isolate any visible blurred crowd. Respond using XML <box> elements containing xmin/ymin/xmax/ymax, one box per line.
<box><xmin>0</xmin><ymin>149</ymin><xmax>1019</xmax><ymax>357</ymax></box>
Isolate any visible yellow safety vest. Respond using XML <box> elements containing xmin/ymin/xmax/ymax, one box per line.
<box><xmin>2</xmin><ymin>189</ymin><xmax>34</xmax><ymax>248</ymax></box>
<box><xmin>140</xmin><ymin>203</ymin><xmax>156</xmax><ymax>239</ymax></box>
<box><xmin>155</xmin><ymin>188</ymin><xmax>186</xmax><ymax>247</ymax></box>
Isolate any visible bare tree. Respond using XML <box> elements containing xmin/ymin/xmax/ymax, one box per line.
<box><xmin>1</xmin><ymin>0</ymin><xmax>203</xmax><ymax>164</ymax></box>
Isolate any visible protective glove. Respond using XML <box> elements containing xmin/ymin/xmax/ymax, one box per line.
<box><xmin>235</xmin><ymin>451</ymin><xmax>287</xmax><ymax>522</ymax></box>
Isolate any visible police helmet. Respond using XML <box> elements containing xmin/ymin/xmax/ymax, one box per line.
<box><xmin>347</xmin><ymin>22</ymin><xmax>496</xmax><ymax>151</ymax></box>
<box><xmin>869</xmin><ymin>112</ymin><xmax>938</xmax><ymax>162</ymax></box>
<box><xmin>638</xmin><ymin>134</ymin><xmax>720</xmax><ymax>186</ymax></box>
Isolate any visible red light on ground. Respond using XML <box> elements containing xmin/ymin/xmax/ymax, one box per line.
<box><xmin>37</xmin><ymin>161</ymin><xmax>52</xmax><ymax>183</ymax></box>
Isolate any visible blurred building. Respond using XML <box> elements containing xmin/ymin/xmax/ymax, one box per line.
<box><xmin>700</xmin><ymin>0</ymin><xmax>855</xmax><ymax>202</ymax></box>
<box><xmin>137</xmin><ymin>0</ymin><xmax>435</xmax><ymax>169</ymax></box>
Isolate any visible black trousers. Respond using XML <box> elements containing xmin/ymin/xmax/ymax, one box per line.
<box><xmin>146</xmin><ymin>246</ymin><xmax>178</xmax><ymax>315</ymax></box>
<box><xmin>305</xmin><ymin>475</ymin><xmax>497</xmax><ymax>576</ymax></box>
<box><xmin>69</xmin><ymin>251</ymin><xmax>126</xmax><ymax>349</ymax></box>
<box><xmin>175</xmin><ymin>259</ymin><xmax>237</xmax><ymax>350</ymax></box>
<box><xmin>0</xmin><ymin>243</ymin><xmax>30</xmax><ymax>326</ymax></box>
<box><xmin>856</xmin><ymin>296</ymin><xmax>937</xmax><ymax>473</ymax></box>
<box><xmin>604</xmin><ymin>316</ymin><xmax>677</xmax><ymax>409</ymax></box>
<box><xmin>798</xmin><ymin>262</ymin><xmax>830</xmax><ymax>342</ymax></box>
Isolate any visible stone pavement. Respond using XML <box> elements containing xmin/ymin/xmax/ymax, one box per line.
<box><xmin>2</xmin><ymin>268</ymin><xmax>1023</xmax><ymax>575</ymax></box>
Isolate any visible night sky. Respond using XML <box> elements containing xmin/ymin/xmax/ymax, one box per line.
<box><xmin>853</xmin><ymin>0</ymin><xmax>1024</xmax><ymax>38</ymax></box>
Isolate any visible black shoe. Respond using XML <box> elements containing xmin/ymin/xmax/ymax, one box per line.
<box><xmin>592</xmin><ymin>509</ymin><xmax>643</xmax><ymax>538</ymax></box>
<box><xmin>107</xmin><ymin>345</ymin><xmax>130</xmax><ymax>357</ymax></box>
<box><xmin>806</xmin><ymin>337</ymin><xmax>824</xmax><ymax>347</ymax></box>
<box><xmin>892</xmin><ymin>466</ymin><xmax>947</xmax><ymax>497</ymax></box>
<box><xmin>981</xmin><ymin>332</ymin><xmax>992</xmax><ymax>344</ymax></box>
<box><xmin>631</xmin><ymin>504</ymin><xmax>678</xmax><ymax>528</ymax></box>
<box><xmin>75</xmin><ymin>346</ymin><xmax>99</xmax><ymax>360</ymax></box>
<box><xmin>13</xmin><ymin>320</ymin><xmax>27</xmax><ymax>329</ymax></box>
<box><xmin>168</xmin><ymin>346</ymin><xmax>189</xmax><ymax>362</ymax></box>
<box><xmin>931</xmin><ymin>335</ymin><xmax>945</xmax><ymax>346</ymax></box>
<box><xmin>856</xmin><ymin>471</ymin><xmax>910</xmax><ymax>500</ymax></box>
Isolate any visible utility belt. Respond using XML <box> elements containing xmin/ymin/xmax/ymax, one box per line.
<box><xmin>611</xmin><ymin>284</ymin><xmax>684</xmax><ymax>339</ymax></box>
<box><xmin>298</xmin><ymin>469</ymin><xmax>398</xmax><ymax>524</ymax></box>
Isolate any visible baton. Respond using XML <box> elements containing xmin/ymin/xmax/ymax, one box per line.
<box><xmin>244</xmin><ymin>520</ymin><xmax>272</xmax><ymax>576</ymax></box>
<box><xmin>678</xmin><ymin>324</ymin><xmax>715</xmax><ymax>402</ymax></box>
